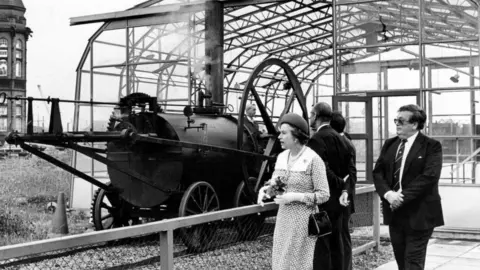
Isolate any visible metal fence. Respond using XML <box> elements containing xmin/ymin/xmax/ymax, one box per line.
<box><xmin>0</xmin><ymin>186</ymin><xmax>379</xmax><ymax>270</ymax></box>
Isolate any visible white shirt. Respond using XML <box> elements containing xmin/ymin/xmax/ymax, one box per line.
<box><xmin>246</xmin><ymin>115</ymin><xmax>255</xmax><ymax>123</ymax></box>
<box><xmin>384</xmin><ymin>131</ymin><xmax>419</xmax><ymax>199</ymax></box>
<box><xmin>397</xmin><ymin>131</ymin><xmax>419</xmax><ymax>191</ymax></box>
<box><xmin>316</xmin><ymin>123</ymin><xmax>329</xmax><ymax>132</ymax></box>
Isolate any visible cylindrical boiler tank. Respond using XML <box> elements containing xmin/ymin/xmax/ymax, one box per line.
<box><xmin>107</xmin><ymin>111</ymin><xmax>258</xmax><ymax>208</ymax></box>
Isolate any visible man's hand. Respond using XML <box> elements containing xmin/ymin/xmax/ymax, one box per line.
<box><xmin>339</xmin><ymin>192</ymin><xmax>349</xmax><ymax>207</ymax></box>
<box><xmin>385</xmin><ymin>191</ymin><xmax>403</xmax><ymax>210</ymax></box>
<box><xmin>257</xmin><ymin>186</ymin><xmax>270</xmax><ymax>206</ymax></box>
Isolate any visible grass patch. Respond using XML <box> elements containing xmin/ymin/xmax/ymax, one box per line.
<box><xmin>0</xmin><ymin>148</ymin><xmax>71</xmax><ymax>201</ymax></box>
<box><xmin>0</xmin><ymin>148</ymin><xmax>90</xmax><ymax>246</ymax></box>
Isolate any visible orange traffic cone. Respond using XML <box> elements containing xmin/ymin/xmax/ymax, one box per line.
<box><xmin>51</xmin><ymin>192</ymin><xmax>69</xmax><ymax>235</ymax></box>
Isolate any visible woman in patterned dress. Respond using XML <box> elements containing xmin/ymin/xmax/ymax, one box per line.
<box><xmin>257</xmin><ymin>113</ymin><xmax>330</xmax><ymax>270</ymax></box>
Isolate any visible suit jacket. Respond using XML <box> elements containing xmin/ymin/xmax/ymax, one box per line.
<box><xmin>372</xmin><ymin>132</ymin><xmax>444</xmax><ymax>230</ymax></box>
<box><xmin>244</xmin><ymin>117</ymin><xmax>260</xmax><ymax>139</ymax></box>
<box><xmin>307</xmin><ymin>125</ymin><xmax>352</xmax><ymax>215</ymax></box>
<box><xmin>341</xmin><ymin>133</ymin><xmax>357</xmax><ymax>213</ymax></box>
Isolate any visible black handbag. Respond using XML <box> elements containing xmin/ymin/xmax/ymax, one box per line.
<box><xmin>308</xmin><ymin>194</ymin><xmax>332</xmax><ymax>238</ymax></box>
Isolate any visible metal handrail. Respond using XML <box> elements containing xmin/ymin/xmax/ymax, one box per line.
<box><xmin>0</xmin><ymin>186</ymin><xmax>379</xmax><ymax>269</ymax></box>
<box><xmin>449</xmin><ymin>147</ymin><xmax>480</xmax><ymax>183</ymax></box>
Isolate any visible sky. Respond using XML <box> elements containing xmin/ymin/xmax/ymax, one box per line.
<box><xmin>23</xmin><ymin>0</ymin><xmax>143</xmax><ymax>125</ymax></box>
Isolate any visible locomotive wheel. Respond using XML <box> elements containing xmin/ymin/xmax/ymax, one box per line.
<box><xmin>233</xmin><ymin>180</ymin><xmax>265</xmax><ymax>241</ymax></box>
<box><xmin>91</xmin><ymin>183</ymin><xmax>140</xmax><ymax>230</ymax></box>
<box><xmin>178</xmin><ymin>181</ymin><xmax>220</xmax><ymax>252</ymax></box>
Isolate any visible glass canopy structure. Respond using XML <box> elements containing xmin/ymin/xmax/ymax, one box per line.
<box><xmin>69</xmin><ymin>0</ymin><xmax>480</xmax><ymax>188</ymax></box>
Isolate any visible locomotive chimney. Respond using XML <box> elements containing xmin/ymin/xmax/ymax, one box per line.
<box><xmin>204</xmin><ymin>1</ymin><xmax>224</xmax><ymax>107</ymax></box>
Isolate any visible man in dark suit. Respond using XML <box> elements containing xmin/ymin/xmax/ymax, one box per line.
<box><xmin>330</xmin><ymin>111</ymin><xmax>357</xmax><ymax>270</ymax></box>
<box><xmin>244</xmin><ymin>103</ymin><xmax>270</xmax><ymax>152</ymax></box>
<box><xmin>244</xmin><ymin>103</ymin><xmax>261</xmax><ymax>140</ymax></box>
<box><xmin>373</xmin><ymin>104</ymin><xmax>444</xmax><ymax>270</ymax></box>
<box><xmin>307</xmin><ymin>102</ymin><xmax>352</xmax><ymax>270</ymax></box>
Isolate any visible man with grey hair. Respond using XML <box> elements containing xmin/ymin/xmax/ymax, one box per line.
<box><xmin>244</xmin><ymin>103</ymin><xmax>270</xmax><ymax>150</ymax></box>
<box><xmin>308</xmin><ymin>102</ymin><xmax>352</xmax><ymax>270</ymax></box>
<box><xmin>244</xmin><ymin>103</ymin><xmax>260</xmax><ymax>138</ymax></box>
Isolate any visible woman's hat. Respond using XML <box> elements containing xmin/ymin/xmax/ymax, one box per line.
<box><xmin>279</xmin><ymin>113</ymin><xmax>309</xmax><ymax>134</ymax></box>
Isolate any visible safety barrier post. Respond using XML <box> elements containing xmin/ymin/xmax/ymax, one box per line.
<box><xmin>373</xmin><ymin>193</ymin><xmax>381</xmax><ymax>251</ymax></box>
<box><xmin>160</xmin><ymin>230</ymin><xmax>174</xmax><ymax>270</ymax></box>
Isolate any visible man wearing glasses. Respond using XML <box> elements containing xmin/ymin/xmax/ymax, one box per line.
<box><xmin>373</xmin><ymin>104</ymin><xmax>444</xmax><ymax>270</ymax></box>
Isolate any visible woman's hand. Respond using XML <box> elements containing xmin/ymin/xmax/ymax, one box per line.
<box><xmin>274</xmin><ymin>192</ymin><xmax>304</xmax><ymax>205</ymax></box>
<box><xmin>257</xmin><ymin>186</ymin><xmax>271</xmax><ymax>206</ymax></box>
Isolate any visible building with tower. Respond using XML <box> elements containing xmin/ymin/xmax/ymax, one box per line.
<box><xmin>0</xmin><ymin>0</ymin><xmax>31</xmax><ymax>146</ymax></box>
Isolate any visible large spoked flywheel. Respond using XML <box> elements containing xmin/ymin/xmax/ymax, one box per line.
<box><xmin>236</xmin><ymin>58</ymin><xmax>310</xmax><ymax>199</ymax></box>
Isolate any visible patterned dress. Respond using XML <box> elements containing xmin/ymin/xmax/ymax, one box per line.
<box><xmin>270</xmin><ymin>147</ymin><xmax>330</xmax><ymax>270</ymax></box>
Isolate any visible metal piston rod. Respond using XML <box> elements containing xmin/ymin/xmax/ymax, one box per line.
<box><xmin>18</xmin><ymin>141</ymin><xmax>111</xmax><ymax>191</ymax></box>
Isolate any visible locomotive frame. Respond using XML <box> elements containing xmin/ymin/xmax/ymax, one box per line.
<box><xmin>1</xmin><ymin>58</ymin><xmax>309</xmax><ymax>252</ymax></box>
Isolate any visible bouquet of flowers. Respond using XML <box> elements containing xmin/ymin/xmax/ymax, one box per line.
<box><xmin>265</xmin><ymin>176</ymin><xmax>287</xmax><ymax>198</ymax></box>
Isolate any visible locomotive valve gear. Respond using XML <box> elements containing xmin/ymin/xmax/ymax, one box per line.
<box><xmin>257</xmin><ymin>186</ymin><xmax>271</xmax><ymax>206</ymax></box>
<box><xmin>273</xmin><ymin>192</ymin><xmax>304</xmax><ymax>205</ymax></box>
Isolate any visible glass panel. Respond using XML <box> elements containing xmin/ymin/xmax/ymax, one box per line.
<box><xmin>77</xmin><ymin>106</ymin><xmax>92</xmax><ymax>132</ymax></box>
<box><xmin>0</xmin><ymin>118</ymin><xmax>6</xmax><ymax>131</ymax></box>
<box><xmin>430</xmin><ymin>67</ymin><xmax>471</xmax><ymax>88</ymax></box>
<box><xmin>93</xmin><ymin>29</ymin><xmax>126</xmax><ymax>67</ymax></box>
<box><xmin>92</xmin><ymin>106</ymin><xmax>116</xmax><ymax>132</ymax></box>
<box><xmin>346</xmin><ymin>73</ymin><xmax>378</xmax><ymax>91</ymax></box>
<box><xmin>431</xmin><ymin>116</ymin><xmax>471</xmax><ymax>136</ymax></box>
<box><xmin>336</xmin><ymin>101</ymin><xmax>366</xmax><ymax>134</ymax></box>
<box><xmin>431</xmin><ymin>91</ymin><xmax>471</xmax><ymax>136</ymax></box>
<box><xmin>351</xmin><ymin>139</ymin><xmax>366</xmax><ymax>182</ymax></box>
<box><xmin>92</xmin><ymin>71</ymin><xmax>122</xmax><ymax>102</ymax></box>
<box><xmin>387</xmin><ymin>67</ymin><xmax>420</xmax><ymax>90</ymax></box>
<box><xmin>436</xmin><ymin>138</ymin><xmax>471</xmax><ymax>163</ymax></box>
<box><xmin>0</xmin><ymin>38</ymin><xmax>7</xmax><ymax>48</ymax></box>
<box><xmin>0</xmin><ymin>60</ymin><xmax>7</xmax><ymax>76</ymax></box>
<box><xmin>336</xmin><ymin>0</ymin><xmax>422</xmax><ymax>92</ymax></box>
<box><xmin>15</xmin><ymin>61</ymin><xmax>21</xmax><ymax>77</ymax></box>
<box><xmin>80</xmin><ymin>72</ymin><xmax>91</xmax><ymax>101</ymax></box>
<box><xmin>57</xmin><ymin>102</ymin><xmax>73</xmax><ymax>132</ymax></box>
<box><xmin>318</xmin><ymin>74</ymin><xmax>334</xmax><ymax>97</ymax></box>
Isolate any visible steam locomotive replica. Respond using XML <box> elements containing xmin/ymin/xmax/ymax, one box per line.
<box><xmin>1</xmin><ymin>58</ymin><xmax>309</xmax><ymax>251</ymax></box>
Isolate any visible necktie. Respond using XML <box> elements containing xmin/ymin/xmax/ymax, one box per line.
<box><xmin>393</xmin><ymin>139</ymin><xmax>407</xmax><ymax>191</ymax></box>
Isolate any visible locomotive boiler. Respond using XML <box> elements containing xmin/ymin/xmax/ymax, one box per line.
<box><xmin>1</xmin><ymin>58</ymin><xmax>309</xmax><ymax>252</ymax></box>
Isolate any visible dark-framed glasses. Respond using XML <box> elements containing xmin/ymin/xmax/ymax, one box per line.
<box><xmin>393</xmin><ymin>118</ymin><xmax>409</xmax><ymax>125</ymax></box>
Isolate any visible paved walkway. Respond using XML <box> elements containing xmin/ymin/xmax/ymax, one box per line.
<box><xmin>375</xmin><ymin>239</ymin><xmax>480</xmax><ymax>269</ymax></box>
